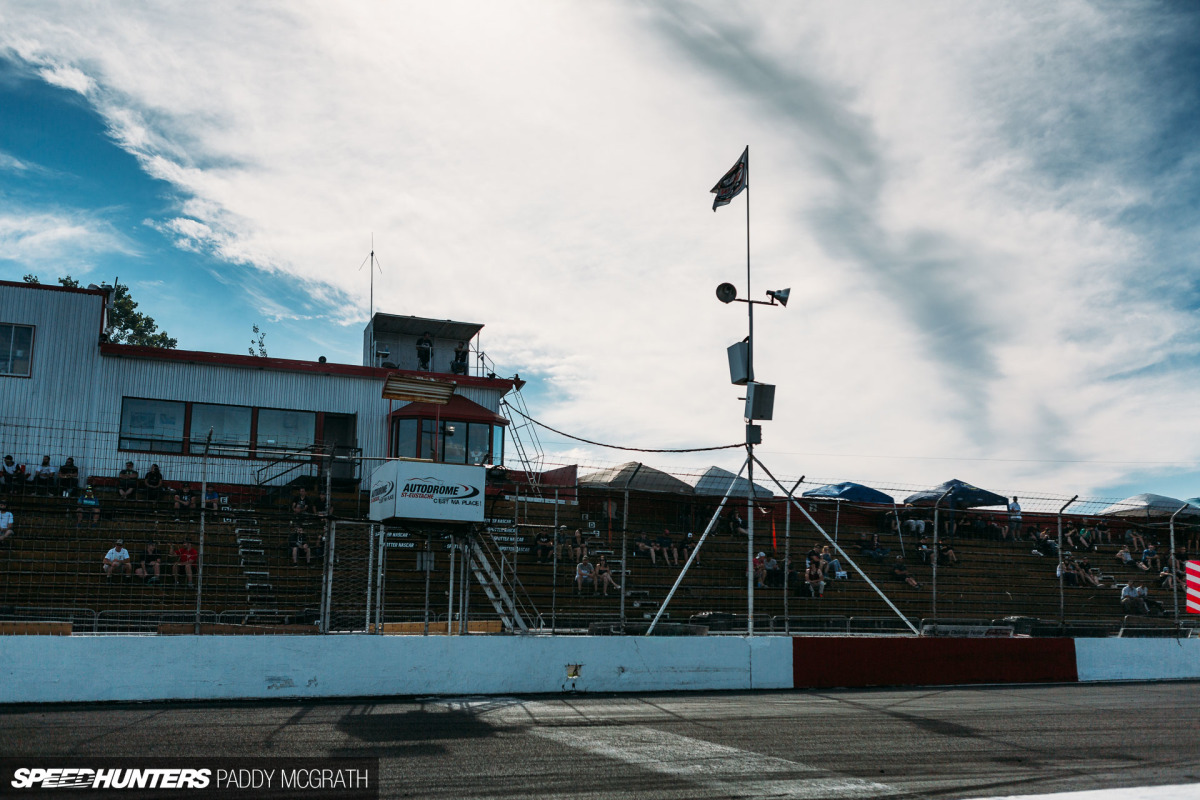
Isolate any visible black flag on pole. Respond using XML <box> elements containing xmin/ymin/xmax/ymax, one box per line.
<box><xmin>710</xmin><ymin>146</ymin><xmax>748</xmax><ymax>211</ymax></box>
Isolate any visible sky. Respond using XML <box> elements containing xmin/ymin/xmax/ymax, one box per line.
<box><xmin>1</xmin><ymin>1</ymin><xmax>1199</xmax><ymax>505</ymax></box>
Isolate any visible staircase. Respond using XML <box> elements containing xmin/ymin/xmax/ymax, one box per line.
<box><xmin>233</xmin><ymin>516</ymin><xmax>280</xmax><ymax>623</ymax></box>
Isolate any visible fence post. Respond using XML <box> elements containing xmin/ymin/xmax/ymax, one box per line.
<box><xmin>195</xmin><ymin>428</ymin><xmax>213</xmax><ymax>635</ymax></box>
<box><xmin>551</xmin><ymin>488</ymin><xmax>559</xmax><ymax>634</ymax></box>
<box><xmin>1057</xmin><ymin>496</ymin><xmax>1079</xmax><ymax>626</ymax></box>
<box><xmin>1170</xmin><ymin>503</ymin><xmax>1188</xmax><ymax>624</ymax></box>
<box><xmin>366</xmin><ymin>524</ymin><xmax>375</xmax><ymax>633</ymax></box>
<box><xmin>423</xmin><ymin>530</ymin><xmax>432</xmax><ymax>636</ymax></box>
<box><xmin>931</xmin><ymin>488</ymin><xmax>953</xmax><ymax>624</ymax></box>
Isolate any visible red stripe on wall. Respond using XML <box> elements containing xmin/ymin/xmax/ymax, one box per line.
<box><xmin>792</xmin><ymin>637</ymin><xmax>1078</xmax><ymax>688</ymax></box>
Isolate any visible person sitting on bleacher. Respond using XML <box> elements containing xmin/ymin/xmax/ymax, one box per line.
<box><xmin>1</xmin><ymin>455</ymin><xmax>24</xmax><ymax>493</ymax></box>
<box><xmin>58</xmin><ymin>457</ymin><xmax>80</xmax><ymax>497</ymax></box>
<box><xmin>892</xmin><ymin>556</ymin><xmax>922</xmax><ymax>589</ymax></box>
<box><xmin>634</xmin><ymin>532</ymin><xmax>655</xmax><ymax>564</ymax></box>
<box><xmin>173</xmin><ymin>483</ymin><xmax>197</xmax><ymax>520</ymax></box>
<box><xmin>117</xmin><ymin>462</ymin><xmax>138</xmax><ymax>500</ymax></box>
<box><xmin>1140</xmin><ymin>543</ymin><xmax>1162</xmax><ymax>572</ymax></box>
<box><xmin>29</xmin><ymin>456</ymin><xmax>55</xmax><ymax>496</ymax></box>
<box><xmin>763</xmin><ymin>553</ymin><xmax>782</xmax><ymax>587</ymax></box>
<box><xmin>173</xmin><ymin>539</ymin><xmax>198</xmax><ymax>587</ymax></box>
<box><xmin>143</xmin><ymin>464</ymin><xmax>164</xmax><ymax>502</ymax></box>
<box><xmin>1115</xmin><ymin>545</ymin><xmax>1136</xmax><ymax>568</ymax></box>
<box><xmin>1124</xmin><ymin>527</ymin><xmax>1147</xmax><ymax>552</ymax></box>
<box><xmin>1031</xmin><ymin>529</ymin><xmax>1058</xmax><ymax>557</ymax></box>
<box><xmin>289</xmin><ymin>523</ymin><xmax>312</xmax><ymax>565</ymax></box>
<box><xmin>203</xmin><ymin>486</ymin><xmax>220</xmax><ymax>511</ymax></box>
<box><xmin>103</xmin><ymin>539</ymin><xmax>132</xmax><ymax>579</ymax></box>
<box><xmin>678</xmin><ymin>531</ymin><xmax>696</xmax><ymax>565</ymax></box>
<box><xmin>75</xmin><ymin>486</ymin><xmax>100</xmax><ymax>526</ymax></box>
<box><xmin>656</xmin><ymin>529</ymin><xmax>678</xmax><ymax>566</ymax></box>
<box><xmin>821</xmin><ymin>545</ymin><xmax>844</xmax><ymax>579</ymax></box>
<box><xmin>534</xmin><ymin>530</ymin><xmax>553</xmax><ymax>564</ymax></box>
<box><xmin>571</xmin><ymin>528</ymin><xmax>588</xmax><ymax>563</ymax></box>
<box><xmin>0</xmin><ymin>498</ymin><xmax>13</xmax><ymax>544</ymax></box>
<box><xmin>555</xmin><ymin>525</ymin><xmax>572</xmax><ymax>563</ymax></box>
<box><xmin>574</xmin><ymin>555</ymin><xmax>595</xmax><ymax>595</ymax></box>
<box><xmin>595</xmin><ymin>555</ymin><xmax>619</xmax><ymax>597</ymax></box>
<box><xmin>135</xmin><ymin>541</ymin><xmax>163</xmax><ymax>584</ymax></box>
<box><xmin>805</xmin><ymin>560</ymin><xmax>825</xmax><ymax>598</ymax></box>
<box><xmin>1120</xmin><ymin>582</ymin><xmax>1150</xmax><ymax>615</ymax></box>
<box><xmin>291</xmin><ymin>487</ymin><xmax>311</xmax><ymax>522</ymax></box>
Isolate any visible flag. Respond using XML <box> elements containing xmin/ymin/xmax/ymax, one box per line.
<box><xmin>710</xmin><ymin>146</ymin><xmax>748</xmax><ymax>211</ymax></box>
<box><xmin>771</xmin><ymin>517</ymin><xmax>777</xmax><ymax>550</ymax></box>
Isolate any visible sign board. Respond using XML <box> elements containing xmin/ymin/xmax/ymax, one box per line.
<box><xmin>1187</xmin><ymin>560</ymin><xmax>1199</xmax><ymax>615</ymax></box>
<box><xmin>369</xmin><ymin>461</ymin><xmax>485</xmax><ymax>524</ymax></box>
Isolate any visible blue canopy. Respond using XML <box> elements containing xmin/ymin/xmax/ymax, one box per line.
<box><xmin>802</xmin><ymin>482</ymin><xmax>894</xmax><ymax>505</ymax></box>
<box><xmin>903</xmin><ymin>479</ymin><xmax>1006</xmax><ymax>509</ymax></box>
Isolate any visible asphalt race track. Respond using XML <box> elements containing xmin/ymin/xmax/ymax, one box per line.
<box><xmin>2</xmin><ymin>682</ymin><xmax>1198</xmax><ymax>799</ymax></box>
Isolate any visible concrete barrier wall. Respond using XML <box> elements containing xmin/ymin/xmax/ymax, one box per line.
<box><xmin>1075</xmin><ymin>637</ymin><xmax>1200</xmax><ymax>682</ymax></box>
<box><xmin>0</xmin><ymin>635</ymin><xmax>795</xmax><ymax>704</ymax></box>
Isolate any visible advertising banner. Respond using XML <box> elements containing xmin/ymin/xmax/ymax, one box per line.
<box><xmin>369</xmin><ymin>461</ymin><xmax>485</xmax><ymax>523</ymax></box>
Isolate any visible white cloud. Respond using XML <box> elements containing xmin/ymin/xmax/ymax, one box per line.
<box><xmin>1</xmin><ymin>1</ymin><xmax>1198</xmax><ymax>497</ymax></box>
<box><xmin>0</xmin><ymin>209</ymin><xmax>137</xmax><ymax>264</ymax></box>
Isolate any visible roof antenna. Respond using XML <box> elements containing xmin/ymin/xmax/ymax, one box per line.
<box><xmin>358</xmin><ymin>235</ymin><xmax>384</xmax><ymax>366</ymax></box>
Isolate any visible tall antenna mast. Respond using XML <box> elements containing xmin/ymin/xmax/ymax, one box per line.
<box><xmin>359</xmin><ymin>234</ymin><xmax>384</xmax><ymax>366</ymax></box>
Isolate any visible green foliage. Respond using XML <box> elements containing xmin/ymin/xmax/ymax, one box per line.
<box><xmin>249</xmin><ymin>324</ymin><xmax>268</xmax><ymax>357</ymax></box>
<box><xmin>23</xmin><ymin>274</ymin><xmax>177</xmax><ymax>348</ymax></box>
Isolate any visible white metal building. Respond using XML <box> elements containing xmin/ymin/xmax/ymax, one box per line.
<box><xmin>0</xmin><ymin>280</ymin><xmax>516</xmax><ymax>489</ymax></box>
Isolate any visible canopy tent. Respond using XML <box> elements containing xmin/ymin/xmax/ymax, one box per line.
<box><xmin>802</xmin><ymin>481</ymin><xmax>894</xmax><ymax>505</ymax></box>
<box><xmin>578</xmin><ymin>462</ymin><xmax>694</xmax><ymax>495</ymax></box>
<box><xmin>692</xmin><ymin>466</ymin><xmax>772</xmax><ymax>499</ymax></box>
<box><xmin>903</xmin><ymin>479</ymin><xmax>1007</xmax><ymax>509</ymax></box>
<box><xmin>1098</xmin><ymin>493</ymin><xmax>1200</xmax><ymax>519</ymax></box>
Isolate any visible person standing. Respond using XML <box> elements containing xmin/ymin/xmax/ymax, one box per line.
<box><xmin>1008</xmin><ymin>496</ymin><xmax>1023</xmax><ymax>541</ymax></box>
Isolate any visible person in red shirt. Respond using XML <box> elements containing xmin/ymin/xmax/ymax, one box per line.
<box><xmin>173</xmin><ymin>538</ymin><xmax>198</xmax><ymax>587</ymax></box>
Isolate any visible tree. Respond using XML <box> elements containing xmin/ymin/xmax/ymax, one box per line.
<box><xmin>22</xmin><ymin>274</ymin><xmax>177</xmax><ymax>348</ymax></box>
<box><xmin>249</xmin><ymin>324</ymin><xmax>268</xmax><ymax>357</ymax></box>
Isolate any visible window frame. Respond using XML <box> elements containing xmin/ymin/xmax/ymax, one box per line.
<box><xmin>0</xmin><ymin>322</ymin><xmax>35</xmax><ymax>379</ymax></box>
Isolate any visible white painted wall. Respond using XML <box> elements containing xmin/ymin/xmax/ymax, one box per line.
<box><xmin>1075</xmin><ymin>638</ymin><xmax>1200</xmax><ymax>682</ymax></box>
<box><xmin>0</xmin><ymin>635</ymin><xmax>795</xmax><ymax>704</ymax></box>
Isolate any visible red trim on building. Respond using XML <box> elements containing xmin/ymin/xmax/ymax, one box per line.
<box><xmin>388</xmin><ymin>395</ymin><xmax>508</xmax><ymax>426</ymax></box>
<box><xmin>99</xmin><ymin>342</ymin><xmax>516</xmax><ymax>392</ymax></box>
<box><xmin>791</xmin><ymin>637</ymin><xmax>1078</xmax><ymax>689</ymax></box>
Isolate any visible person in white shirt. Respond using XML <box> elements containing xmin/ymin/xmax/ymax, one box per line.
<box><xmin>1120</xmin><ymin>582</ymin><xmax>1148</xmax><ymax>615</ymax></box>
<box><xmin>0</xmin><ymin>498</ymin><xmax>13</xmax><ymax>543</ymax></box>
<box><xmin>103</xmin><ymin>539</ymin><xmax>132</xmax><ymax>578</ymax></box>
<box><xmin>1007</xmin><ymin>497</ymin><xmax>1023</xmax><ymax>541</ymax></box>
<box><xmin>28</xmin><ymin>456</ymin><xmax>55</xmax><ymax>496</ymax></box>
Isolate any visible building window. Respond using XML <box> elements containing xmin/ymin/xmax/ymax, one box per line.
<box><xmin>492</xmin><ymin>425</ymin><xmax>505</xmax><ymax>466</ymax></box>
<box><xmin>257</xmin><ymin>408</ymin><xmax>316</xmax><ymax>453</ymax></box>
<box><xmin>442</xmin><ymin>421</ymin><xmax>467</xmax><ymax>464</ymax></box>
<box><xmin>189</xmin><ymin>403</ymin><xmax>251</xmax><ymax>456</ymax></box>
<box><xmin>467</xmin><ymin>422</ymin><xmax>491</xmax><ymax>465</ymax></box>
<box><xmin>391</xmin><ymin>418</ymin><xmax>418</xmax><ymax>459</ymax></box>
<box><xmin>119</xmin><ymin>398</ymin><xmax>186</xmax><ymax>453</ymax></box>
<box><xmin>0</xmin><ymin>323</ymin><xmax>34</xmax><ymax>378</ymax></box>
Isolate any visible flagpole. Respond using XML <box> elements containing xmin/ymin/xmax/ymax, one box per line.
<box><xmin>744</xmin><ymin>145</ymin><xmax>755</xmax><ymax>637</ymax></box>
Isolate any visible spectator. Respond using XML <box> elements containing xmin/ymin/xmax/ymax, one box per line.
<box><xmin>656</xmin><ymin>529</ymin><xmax>679</xmax><ymax>567</ymax></box>
<box><xmin>938</xmin><ymin>541</ymin><xmax>959</xmax><ymax>566</ymax></box>
<box><xmin>1</xmin><ymin>455</ymin><xmax>24</xmax><ymax>493</ymax></box>
<box><xmin>415</xmin><ymin>331</ymin><xmax>433</xmax><ymax>371</ymax></box>
<box><xmin>203</xmin><ymin>486</ymin><xmax>220</xmax><ymax>511</ymax></box>
<box><xmin>821</xmin><ymin>545</ymin><xmax>844</xmax><ymax>579</ymax></box>
<box><xmin>173</xmin><ymin>483</ymin><xmax>196</xmax><ymax>520</ymax></box>
<box><xmin>595</xmin><ymin>555</ymin><xmax>620</xmax><ymax>597</ymax></box>
<box><xmin>1007</xmin><ymin>496</ymin><xmax>1022</xmax><ymax>540</ymax></box>
<box><xmin>987</xmin><ymin>518</ymin><xmax>1005</xmax><ymax>542</ymax></box>
<box><xmin>1075</xmin><ymin>555</ymin><xmax>1102</xmax><ymax>587</ymax></box>
<box><xmin>314</xmin><ymin>491</ymin><xmax>331</xmax><ymax>526</ymax></box>
<box><xmin>0</xmin><ymin>498</ymin><xmax>13</xmax><ymax>544</ymax></box>
<box><xmin>289</xmin><ymin>524</ymin><xmax>311</xmax><ymax>565</ymax></box>
<box><xmin>58</xmin><ymin>457</ymin><xmax>80</xmax><ymax>497</ymax></box>
<box><xmin>1063</xmin><ymin>525</ymin><xmax>1082</xmax><ymax>551</ymax></box>
<box><xmin>1125</xmin><ymin>527</ymin><xmax>1147</xmax><ymax>552</ymax></box>
<box><xmin>892</xmin><ymin>556</ymin><xmax>922</xmax><ymax>589</ymax></box>
<box><xmin>173</xmin><ymin>539</ymin><xmax>198</xmax><ymax>587</ymax></box>
<box><xmin>1158</xmin><ymin>563</ymin><xmax>1178</xmax><ymax>591</ymax></box>
<box><xmin>291</xmin><ymin>487</ymin><xmax>311</xmax><ymax>521</ymax></box>
<box><xmin>634</xmin><ymin>533</ymin><xmax>655</xmax><ymax>564</ymax></box>
<box><xmin>753</xmin><ymin>551</ymin><xmax>767</xmax><ymax>587</ymax></box>
<box><xmin>678</xmin><ymin>531</ymin><xmax>697</xmax><ymax>565</ymax></box>
<box><xmin>103</xmin><ymin>538</ymin><xmax>132</xmax><ymax>578</ymax></box>
<box><xmin>571</xmin><ymin>528</ymin><xmax>589</xmax><ymax>562</ymax></box>
<box><xmin>1115</xmin><ymin>545</ymin><xmax>1135</xmax><ymax>568</ymax></box>
<box><xmin>804</xmin><ymin>560</ymin><xmax>825</xmax><ymax>598</ymax></box>
<box><xmin>1120</xmin><ymin>582</ymin><xmax>1150</xmax><ymax>615</ymax></box>
<box><xmin>311</xmin><ymin>528</ymin><xmax>327</xmax><ymax>561</ymax></box>
<box><xmin>451</xmin><ymin>341</ymin><xmax>469</xmax><ymax>375</ymax></box>
<box><xmin>1095</xmin><ymin>520</ymin><xmax>1112</xmax><ymax>545</ymax></box>
<box><xmin>135</xmin><ymin>542</ymin><xmax>163</xmax><ymax>584</ymax></box>
<box><xmin>143</xmin><ymin>464</ymin><xmax>164</xmax><ymax>502</ymax></box>
<box><xmin>117</xmin><ymin>462</ymin><xmax>138</xmax><ymax>500</ymax></box>
<box><xmin>534</xmin><ymin>530</ymin><xmax>553</xmax><ymax>564</ymax></box>
<box><xmin>29</xmin><ymin>456</ymin><xmax>55</xmax><ymax>496</ymax></box>
<box><xmin>1057</xmin><ymin>557</ymin><xmax>1077</xmax><ymax>587</ymax></box>
<box><xmin>764</xmin><ymin>553</ymin><xmax>782</xmax><ymax>587</ymax></box>
<box><xmin>917</xmin><ymin>535</ymin><xmax>934</xmax><ymax>564</ymax></box>
<box><xmin>574</xmin><ymin>555</ymin><xmax>595</xmax><ymax>595</ymax></box>
<box><xmin>859</xmin><ymin>533</ymin><xmax>890</xmax><ymax>561</ymax></box>
<box><xmin>728</xmin><ymin>511</ymin><xmax>748</xmax><ymax>537</ymax></box>
<box><xmin>555</xmin><ymin>525</ymin><xmax>572</xmax><ymax>562</ymax></box>
<box><xmin>75</xmin><ymin>486</ymin><xmax>101</xmax><ymax>526</ymax></box>
<box><xmin>902</xmin><ymin>507</ymin><xmax>926</xmax><ymax>539</ymax></box>
<box><xmin>1141</xmin><ymin>543</ymin><xmax>1162</xmax><ymax>572</ymax></box>
<box><xmin>1031</xmin><ymin>529</ymin><xmax>1058</xmax><ymax>557</ymax></box>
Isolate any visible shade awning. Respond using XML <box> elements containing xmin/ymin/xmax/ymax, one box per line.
<box><xmin>802</xmin><ymin>482</ymin><xmax>894</xmax><ymax>505</ymax></box>
<box><xmin>904</xmin><ymin>479</ymin><xmax>1007</xmax><ymax>509</ymax></box>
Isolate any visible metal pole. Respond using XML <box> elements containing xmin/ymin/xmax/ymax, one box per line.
<box><xmin>745</xmin><ymin>152</ymin><xmax>755</xmax><ymax>638</ymax></box>
<box><xmin>423</xmin><ymin>530</ymin><xmax>432</xmax><ymax>635</ymax></box>
<box><xmin>552</xmin><ymin>488</ymin><xmax>559</xmax><ymax>634</ymax></box>
<box><xmin>321</xmin><ymin>522</ymin><xmax>336</xmax><ymax>633</ymax></box>
<box><xmin>194</xmin><ymin>429</ymin><xmax>212</xmax><ymax>634</ymax></box>
<box><xmin>647</xmin><ymin>459</ymin><xmax>749</xmax><ymax>634</ymax></box>
<box><xmin>892</xmin><ymin>501</ymin><xmax>905</xmax><ymax>556</ymax></box>
<box><xmin>1170</xmin><ymin>503</ymin><xmax>1187</xmax><ymax>623</ymax></box>
<box><xmin>375</xmin><ymin>526</ymin><xmax>386</xmax><ymax>633</ymax></box>
<box><xmin>783</xmin><ymin>477</ymin><xmax>803</xmax><ymax>635</ymax></box>
<box><xmin>365</xmin><ymin>524</ymin><xmax>376</xmax><ymax>633</ymax></box>
<box><xmin>447</xmin><ymin>537</ymin><xmax>456</xmax><ymax>635</ymax></box>
<box><xmin>621</xmin><ymin>486</ymin><xmax>631</xmax><ymax>630</ymax></box>
<box><xmin>1058</xmin><ymin>496</ymin><xmax>1078</xmax><ymax>626</ymax></box>
<box><xmin>931</xmin><ymin>488</ymin><xmax>952</xmax><ymax>623</ymax></box>
<box><xmin>834</xmin><ymin>500</ymin><xmax>841</xmax><ymax>543</ymax></box>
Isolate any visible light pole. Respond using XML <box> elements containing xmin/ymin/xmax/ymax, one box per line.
<box><xmin>717</xmin><ymin>283</ymin><xmax>788</xmax><ymax>635</ymax></box>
